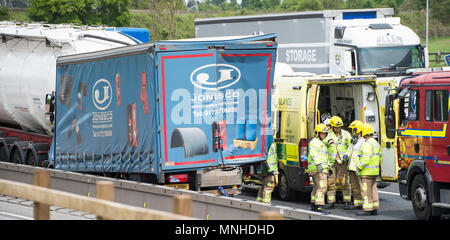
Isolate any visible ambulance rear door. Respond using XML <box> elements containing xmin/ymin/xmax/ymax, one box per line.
<box><xmin>377</xmin><ymin>80</ymin><xmax>399</xmax><ymax>181</ymax></box>
<box><xmin>306</xmin><ymin>84</ymin><xmax>320</xmax><ymax>140</ymax></box>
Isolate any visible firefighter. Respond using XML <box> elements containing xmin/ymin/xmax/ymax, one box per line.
<box><xmin>356</xmin><ymin>123</ymin><xmax>381</xmax><ymax>216</ymax></box>
<box><xmin>324</xmin><ymin>116</ymin><xmax>352</xmax><ymax>209</ymax></box>
<box><xmin>256</xmin><ymin>142</ymin><xmax>278</xmax><ymax>204</ymax></box>
<box><xmin>346</xmin><ymin>120</ymin><xmax>364</xmax><ymax>210</ymax></box>
<box><xmin>308</xmin><ymin>123</ymin><xmax>331</xmax><ymax>214</ymax></box>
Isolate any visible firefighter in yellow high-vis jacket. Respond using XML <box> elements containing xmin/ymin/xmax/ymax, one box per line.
<box><xmin>356</xmin><ymin>124</ymin><xmax>381</xmax><ymax>216</ymax></box>
<box><xmin>256</xmin><ymin>142</ymin><xmax>278</xmax><ymax>204</ymax></box>
<box><xmin>308</xmin><ymin>123</ymin><xmax>331</xmax><ymax>214</ymax></box>
<box><xmin>324</xmin><ymin>116</ymin><xmax>352</xmax><ymax>209</ymax></box>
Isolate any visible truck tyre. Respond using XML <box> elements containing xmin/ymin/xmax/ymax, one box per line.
<box><xmin>411</xmin><ymin>174</ymin><xmax>433</xmax><ymax>220</ymax></box>
<box><xmin>0</xmin><ymin>144</ymin><xmax>8</xmax><ymax>162</ymax></box>
<box><xmin>11</xmin><ymin>148</ymin><xmax>25</xmax><ymax>164</ymax></box>
<box><xmin>26</xmin><ymin>143</ymin><xmax>50</xmax><ymax>167</ymax></box>
<box><xmin>26</xmin><ymin>151</ymin><xmax>37</xmax><ymax>166</ymax></box>
<box><xmin>278</xmin><ymin>171</ymin><xmax>296</xmax><ymax>201</ymax></box>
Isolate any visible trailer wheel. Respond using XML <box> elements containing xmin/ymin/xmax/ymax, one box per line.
<box><xmin>26</xmin><ymin>143</ymin><xmax>50</xmax><ymax>167</ymax></box>
<box><xmin>11</xmin><ymin>149</ymin><xmax>24</xmax><ymax>164</ymax></box>
<box><xmin>26</xmin><ymin>152</ymin><xmax>37</xmax><ymax>166</ymax></box>
<box><xmin>411</xmin><ymin>174</ymin><xmax>434</xmax><ymax>220</ymax></box>
<box><xmin>0</xmin><ymin>144</ymin><xmax>8</xmax><ymax>162</ymax></box>
<box><xmin>278</xmin><ymin>171</ymin><xmax>296</xmax><ymax>201</ymax></box>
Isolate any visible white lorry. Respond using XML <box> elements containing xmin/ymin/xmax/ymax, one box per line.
<box><xmin>195</xmin><ymin>8</ymin><xmax>427</xmax><ymax>78</ymax></box>
<box><xmin>0</xmin><ymin>22</ymin><xmax>139</xmax><ymax>135</ymax></box>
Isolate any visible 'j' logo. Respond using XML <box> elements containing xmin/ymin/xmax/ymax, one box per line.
<box><xmin>92</xmin><ymin>79</ymin><xmax>112</xmax><ymax>111</ymax></box>
<box><xmin>190</xmin><ymin>64</ymin><xmax>241</xmax><ymax>90</ymax></box>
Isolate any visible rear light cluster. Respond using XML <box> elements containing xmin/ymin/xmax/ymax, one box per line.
<box><xmin>299</xmin><ymin>138</ymin><xmax>308</xmax><ymax>168</ymax></box>
<box><xmin>168</xmin><ymin>174</ymin><xmax>189</xmax><ymax>183</ymax></box>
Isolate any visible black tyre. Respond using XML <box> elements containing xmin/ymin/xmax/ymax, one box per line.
<box><xmin>278</xmin><ymin>171</ymin><xmax>296</xmax><ymax>201</ymax></box>
<box><xmin>11</xmin><ymin>149</ymin><xmax>24</xmax><ymax>164</ymax></box>
<box><xmin>411</xmin><ymin>174</ymin><xmax>435</xmax><ymax>220</ymax></box>
<box><xmin>26</xmin><ymin>152</ymin><xmax>37</xmax><ymax>166</ymax></box>
<box><xmin>0</xmin><ymin>144</ymin><xmax>8</xmax><ymax>162</ymax></box>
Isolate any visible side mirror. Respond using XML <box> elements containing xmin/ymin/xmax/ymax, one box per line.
<box><xmin>385</xmin><ymin>95</ymin><xmax>393</xmax><ymax>127</ymax></box>
<box><xmin>45</xmin><ymin>93</ymin><xmax>55</xmax><ymax>123</ymax></box>
<box><xmin>384</xmin><ymin>94</ymin><xmax>397</xmax><ymax>139</ymax></box>
<box><xmin>398</xmin><ymin>87</ymin><xmax>410</xmax><ymax>98</ymax></box>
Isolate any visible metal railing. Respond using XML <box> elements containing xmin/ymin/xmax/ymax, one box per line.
<box><xmin>429</xmin><ymin>51</ymin><xmax>450</xmax><ymax>64</ymax></box>
<box><xmin>0</xmin><ymin>168</ymin><xmax>284</xmax><ymax>220</ymax></box>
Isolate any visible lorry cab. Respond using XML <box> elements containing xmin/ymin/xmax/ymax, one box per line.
<box><xmin>387</xmin><ymin>71</ymin><xmax>450</xmax><ymax>219</ymax></box>
<box><xmin>272</xmin><ymin>74</ymin><xmax>399</xmax><ymax>200</ymax></box>
<box><xmin>331</xmin><ymin>17</ymin><xmax>427</xmax><ymax>77</ymax></box>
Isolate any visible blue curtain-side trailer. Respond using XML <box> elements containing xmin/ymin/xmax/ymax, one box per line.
<box><xmin>51</xmin><ymin>35</ymin><xmax>277</xmax><ymax>190</ymax></box>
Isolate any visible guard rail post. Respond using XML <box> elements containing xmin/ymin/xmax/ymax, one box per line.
<box><xmin>96</xmin><ymin>181</ymin><xmax>115</xmax><ymax>220</ymax></box>
<box><xmin>173</xmin><ymin>194</ymin><xmax>192</xmax><ymax>217</ymax></box>
<box><xmin>259</xmin><ymin>211</ymin><xmax>283</xmax><ymax>220</ymax></box>
<box><xmin>34</xmin><ymin>169</ymin><xmax>50</xmax><ymax>220</ymax></box>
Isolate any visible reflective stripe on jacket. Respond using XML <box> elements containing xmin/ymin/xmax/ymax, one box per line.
<box><xmin>358</xmin><ymin>138</ymin><xmax>381</xmax><ymax>176</ymax></box>
<box><xmin>324</xmin><ymin>129</ymin><xmax>352</xmax><ymax>165</ymax></box>
<box><xmin>307</xmin><ymin>138</ymin><xmax>329</xmax><ymax>173</ymax></box>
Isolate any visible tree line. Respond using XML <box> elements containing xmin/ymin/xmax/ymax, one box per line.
<box><xmin>1</xmin><ymin>0</ymin><xmax>449</xmax><ymax>40</ymax></box>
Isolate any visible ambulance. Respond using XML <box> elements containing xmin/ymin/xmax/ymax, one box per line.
<box><xmin>271</xmin><ymin>74</ymin><xmax>399</xmax><ymax>200</ymax></box>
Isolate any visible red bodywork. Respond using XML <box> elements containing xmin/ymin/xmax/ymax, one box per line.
<box><xmin>398</xmin><ymin>71</ymin><xmax>450</xmax><ymax>183</ymax></box>
<box><xmin>0</xmin><ymin>126</ymin><xmax>52</xmax><ymax>145</ymax></box>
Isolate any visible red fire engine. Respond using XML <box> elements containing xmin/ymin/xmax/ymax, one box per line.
<box><xmin>386</xmin><ymin>71</ymin><xmax>450</xmax><ymax>219</ymax></box>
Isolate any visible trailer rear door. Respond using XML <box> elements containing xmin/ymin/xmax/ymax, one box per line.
<box><xmin>157</xmin><ymin>44</ymin><xmax>276</xmax><ymax>171</ymax></box>
<box><xmin>157</xmin><ymin>49</ymin><xmax>219</xmax><ymax>170</ymax></box>
<box><xmin>217</xmin><ymin>48</ymin><xmax>275</xmax><ymax>166</ymax></box>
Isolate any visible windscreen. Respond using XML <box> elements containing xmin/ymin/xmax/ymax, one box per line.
<box><xmin>358</xmin><ymin>45</ymin><xmax>424</xmax><ymax>74</ymax></box>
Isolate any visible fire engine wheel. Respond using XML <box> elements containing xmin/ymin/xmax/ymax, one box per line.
<box><xmin>278</xmin><ymin>171</ymin><xmax>295</xmax><ymax>201</ymax></box>
<box><xmin>411</xmin><ymin>174</ymin><xmax>433</xmax><ymax>220</ymax></box>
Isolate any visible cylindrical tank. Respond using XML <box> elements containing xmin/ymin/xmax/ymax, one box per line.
<box><xmin>0</xmin><ymin>22</ymin><xmax>138</xmax><ymax>136</ymax></box>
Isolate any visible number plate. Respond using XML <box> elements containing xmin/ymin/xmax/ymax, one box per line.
<box><xmin>163</xmin><ymin>183</ymin><xmax>189</xmax><ymax>190</ymax></box>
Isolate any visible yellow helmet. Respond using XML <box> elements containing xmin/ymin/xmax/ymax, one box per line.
<box><xmin>348</xmin><ymin>120</ymin><xmax>363</xmax><ymax>135</ymax></box>
<box><xmin>330</xmin><ymin>116</ymin><xmax>343</xmax><ymax>128</ymax></box>
<box><xmin>361</xmin><ymin>123</ymin><xmax>374</xmax><ymax>137</ymax></box>
<box><xmin>314</xmin><ymin>123</ymin><xmax>329</xmax><ymax>137</ymax></box>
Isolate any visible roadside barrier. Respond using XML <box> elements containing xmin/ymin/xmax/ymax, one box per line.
<box><xmin>0</xmin><ymin>168</ymin><xmax>283</xmax><ymax>220</ymax></box>
<box><xmin>0</xmin><ymin>169</ymin><xmax>194</xmax><ymax>220</ymax></box>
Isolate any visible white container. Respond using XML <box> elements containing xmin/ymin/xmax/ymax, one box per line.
<box><xmin>0</xmin><ymin>22</ymin><xmax>137</xmax><ymax>135</ymax></box>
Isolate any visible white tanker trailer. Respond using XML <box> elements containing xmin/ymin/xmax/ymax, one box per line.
<box><xmin>0</xmin><ymin>22</ymin><xmax>139</xmax><ymax>135</ymax></box>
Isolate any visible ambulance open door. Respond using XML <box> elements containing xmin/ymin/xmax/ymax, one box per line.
<box><xmin>378</xmin><ymin>81</ymin><xmax>399</xmax><ymax>181</ymax></box>
<box><xmin>306</xmin><ymin>84</ymin><xmax>320</xmax><ymax>140</ymax></box>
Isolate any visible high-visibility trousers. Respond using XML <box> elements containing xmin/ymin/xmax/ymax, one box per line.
<box><xmin>349</xmin><ymin>171</ymin><xmax>362</xmax><ymax>207</ymax></box>
<box><xmin>257</xmin><ymin>175</ymin><xmax>275</xmax><ymax>204</ymax></box>
<box><xmin>336</xmin><ymin>162</ymin><xmax>351</xmax><ymax>203</ymax></box>
<box><xmin>327</xmin><ymin>164</ymin><xmax>337</xmax><ymax>203</ymax></box>
<box><xmin>360</xmin><ymin>176</ymin><xmax>379</xmax><ymax>211</ymax></box>
<box><xmin>310</xmin><ymin>172</ymin><xmax>328</xmax><ymax>206</ymax></box>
